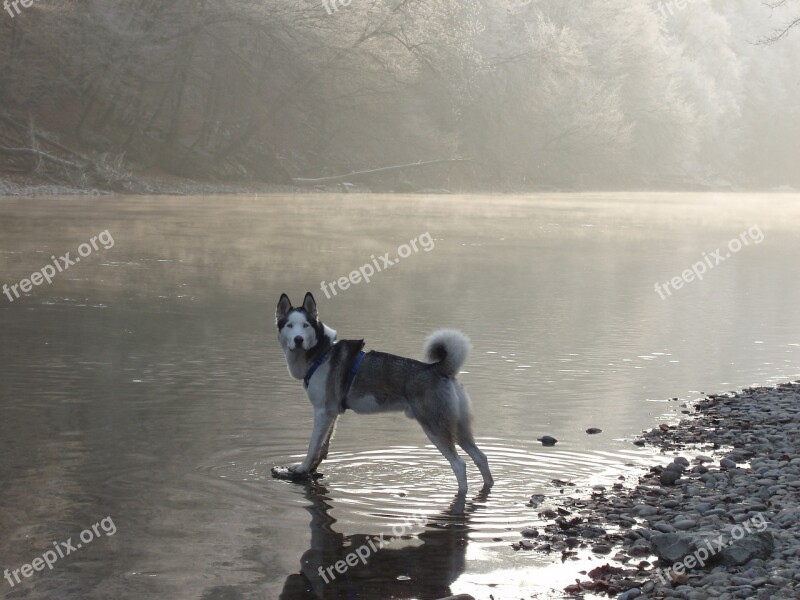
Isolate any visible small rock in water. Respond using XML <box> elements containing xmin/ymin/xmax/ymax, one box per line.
<box><xmin>528</xmin><ymin>494</ymin><xmax>545</xmax><ymax>507</ymax></box>
<box><xmin>521</xmin><ymin>527</ymin><xmax>539</xmax><ymax>538</ymax></box>
<box><xmin>586</xmin><ymin>427</ymin><xmax>603</xmax><ymax>434</ymax></box>
<box><xmin>720</xmin><ymin>457</ymin><xmax>737</xmax><ymax>469</ymax></box>
<box><xmin>633</xmin><ymin>438</ymin><xmax>646</xmax><ymax>446</ymax></box>
<box><xmin>538</xmin><ymin>436</ymin><xmax>558</xmax><ymax>446</ymax></box>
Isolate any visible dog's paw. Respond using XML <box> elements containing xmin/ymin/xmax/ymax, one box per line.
<box><xmin>271</xmin><ymin>465</ymin><xmax>322</xmax><ymax>481</ymax></box>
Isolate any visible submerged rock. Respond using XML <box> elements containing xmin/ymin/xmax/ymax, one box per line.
<box><xmin>538</xmin><ymin>436</ymin><xmax>558</xmax><ymax>446</ymax></box>
<box><xmin>528</xmin><ymin>494</ymin><xmax>545</xmax><ymax>507</ymax></box>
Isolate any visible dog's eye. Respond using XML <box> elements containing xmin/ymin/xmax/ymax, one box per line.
<box><xmin>303</xmin><ymin>323</ymin><xmax>309</xmax><ymax>328</ymax></box>
<box><xmin>287</xmin><ymin>324</ymin><xmax>293</xmax><ymax>329</ymax></box>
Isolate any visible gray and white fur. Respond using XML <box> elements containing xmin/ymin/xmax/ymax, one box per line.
<box><xmin>275</xmin><ymin>292</ymin><xmax>494</xmax><ymax>494</ymax></box>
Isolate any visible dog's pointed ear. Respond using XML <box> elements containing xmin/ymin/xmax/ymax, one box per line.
<box><xmin>302</xmin><ymin>292</ymin><xmax>318</xmax><ymax>320</ymax></box>
<box><xmin>276</xmin><ymin>294</ymin><xmax>292</xmax><ymax>322</ymax></box>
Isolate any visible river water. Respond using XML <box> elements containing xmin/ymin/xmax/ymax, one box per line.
<box><xmin>1</xmin><ymin>193</ymin><xmax>799</xmax><ymax>599</ymax></box>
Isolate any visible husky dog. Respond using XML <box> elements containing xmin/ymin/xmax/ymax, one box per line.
<box><xmin>274</xmin><ymin>292</ymin><xmax>494</xmax><ymax>494</ymax></box>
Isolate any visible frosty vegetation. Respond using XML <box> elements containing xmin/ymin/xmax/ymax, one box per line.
<box><xmin>0</xmin><ymin>0</ymin><xmax>798</xmax><ymax>190</ymax></box>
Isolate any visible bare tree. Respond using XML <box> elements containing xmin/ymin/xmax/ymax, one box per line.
<box><xmin>759</xmin><ymin>0</ymin><xmax>800</xmax><ymax>43</ymax></box>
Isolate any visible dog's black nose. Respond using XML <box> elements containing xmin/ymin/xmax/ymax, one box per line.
<box><xmin>294</xmin><ymin>336</ymin><xmax>304</xmax><ymax>348</ymax></box>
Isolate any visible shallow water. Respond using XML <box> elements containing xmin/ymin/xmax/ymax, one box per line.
<box><xmin>1</xmin><ymin>193</ymin><xmax>799</xmax><ymax>599</ymax></box>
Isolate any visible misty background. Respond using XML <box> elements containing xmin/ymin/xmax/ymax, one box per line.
<box><xmin>0</xmin><ymin>0</ymin><xmax>798</xmax><ymax>191</ymax></box>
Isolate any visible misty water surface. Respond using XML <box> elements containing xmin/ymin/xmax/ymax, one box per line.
<box><xmin>1</xmin><ymin>193</ymin><xmax>799</xmax><ymax>599</ymax></box>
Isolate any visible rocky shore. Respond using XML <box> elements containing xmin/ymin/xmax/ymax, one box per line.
<box><xmin>516</xmin><ymin>381</ymin><xmax>800</xmax><ymax>600</ymax></box>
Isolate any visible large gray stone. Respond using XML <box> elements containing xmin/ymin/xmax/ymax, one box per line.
<box><xmin>717</xmin><ymin>532</ymin><xmax>774</xmax><ymax>567</ymax></box>
<box><xmin>649</xmin><ymin>531</ymin><xmax>774</xmax><ymax>567</ymax></box>
<box><xmin>650</xmin><ymin>532</ymin><xmax>695</xmax><ymax>562</ymax></box>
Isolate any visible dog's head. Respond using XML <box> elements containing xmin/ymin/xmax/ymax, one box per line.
<box><xmin>276</xmin><ymin>292</ymin><xmax>334</xmax><ymax>353</ymax></box>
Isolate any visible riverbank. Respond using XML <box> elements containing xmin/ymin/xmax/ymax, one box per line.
<box><xmin>519</xmin><ymin>382</ymin><xmax>800</xmax><ymax>599</ymax></box>
<box><xmin>0</xmin><ymin>174</ymin><xmax>342</xmax><ymax>197</ymax></box>
<box><xmin>3</xmin><ymin>173</ymin><xmax>786</xmax><ymax>197</ymax></box>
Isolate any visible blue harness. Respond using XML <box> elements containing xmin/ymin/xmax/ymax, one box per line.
<box><xmin>303</xmin><ymin>347</ymin><xmax>332</xmax><ymax>389</ymax></box>
<box><xmin>303</xmin><ymin>347</ymin><xmax>366</xmax><ymax>411</ymax></box>
<box><xmin>345</xmin><ymin>351</ymin><xmax>366</xmax><ymax>397</ymax></box>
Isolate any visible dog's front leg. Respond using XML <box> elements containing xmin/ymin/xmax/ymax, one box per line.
<box><xmin>313</xmin><ymin>417</ymin><xmax>338</xmax><ymax>469</ymax></box>
<box><xmin>290</xmin><ymin>408</ymin><xmax>338</xmax><ymax>476</ymax></box>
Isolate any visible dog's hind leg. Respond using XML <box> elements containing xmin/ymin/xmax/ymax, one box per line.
<box><xmin>454</xmin><ymin>386</ymin><xmax>494</xmax><ymax>489</ymax></box>
<box><xmin>419</xmin><ymin>421</ymin><xmax>468</xmax><ymax>494</ymax></box>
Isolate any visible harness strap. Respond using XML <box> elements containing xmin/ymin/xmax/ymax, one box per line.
<box><xmin>303</xmin><ymin>347</ymin><xmax>333</xmax><ymax>389</ymax></box>
<box><xmin>342</xmin><ymin>351</ymin><xmax>366</xmax><ymax>410</ymax></box>
<box><xmin>304</xmin><ymin>347</ymin><xmax>366</xmax><ymax>412</ymax></box>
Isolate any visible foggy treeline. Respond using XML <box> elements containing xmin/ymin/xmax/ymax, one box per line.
<box><xmin>0</xmin><ymin>0</ymin><xmax>798</xmax><ymax>191</ymax></box>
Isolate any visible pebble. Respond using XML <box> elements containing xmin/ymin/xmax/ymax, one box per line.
<box><xmin>660</xmin><ymin>470</ymin><xmax>681</xmax><ymax>486</ymax></box>
<box><xmin>633</xmin><ymin>504</ymin><xmax>659</xmax><ymax>517</ymax></box>
<box><xmin>538</xmin><ymin>436</ymin><xmax>557</xmax><ymax>446</ymax></box>
<box><xmin>586</xmin><ymin>427</ymin><xmax>603</xmax><ymax>434</ymax></box>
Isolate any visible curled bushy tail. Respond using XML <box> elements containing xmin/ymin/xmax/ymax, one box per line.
<box><xmin>424</xmin><ymin>329</ymin><xmax>471</xmax><ymax>377</ymax></box>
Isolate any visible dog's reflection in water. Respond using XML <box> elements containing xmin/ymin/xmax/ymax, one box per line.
<box><xmin>280</xmin><ymin>484</ymin><xmax>487</xmax><ymax>599</ymax></box>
